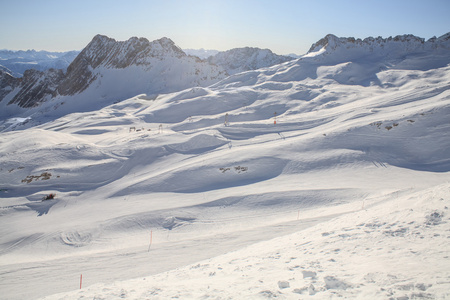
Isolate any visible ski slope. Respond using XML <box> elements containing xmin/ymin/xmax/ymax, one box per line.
<box><xmin>0</xmin><ymin>35</ymin><xmax>450</xmax><ymax>299</ymax></box>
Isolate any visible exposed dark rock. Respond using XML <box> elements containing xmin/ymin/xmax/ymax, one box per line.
<box><xmin>0</xmin><ymin>69</ymin><xmax>21</xmax><ymax>100</ymax></box>
<box><xmin>8</xmin><ymin>68</ymin><xmax>64</xmax><ymax>108</ymax></box>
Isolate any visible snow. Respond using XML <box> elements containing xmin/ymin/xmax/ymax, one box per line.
<box><xmin>0</xmin><ymin>34</ymin><xmax>449</xmax><ymax>299</ymax></box>
<box><xmin>40</xmin><ymin>183</ymin><xmax>450</xmax><ymax>299</ymax></box>
<box><xmin>302</xmin><ymin>47</ymin><xmax>326</xmax><ymax>58</ymax></box>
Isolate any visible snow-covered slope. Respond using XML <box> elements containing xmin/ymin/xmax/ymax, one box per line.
<box><xmin>208</xmin><ymin>47</ymin><xmax>294</xmax><ymax>75</ymax></box>
<box><xmin>41</xmin><ymin>183</ymin><xmax>450</xmax><ymax>299</ymax></box>
<box><xmin>0</xmin><ymin>33</ymin><xmax>449</xmax><ymax>299</ymax></box>
<box><xmin>0</xmin><ymin>49</ymin><xmax>79</xmax><ymax>77</ymax></box>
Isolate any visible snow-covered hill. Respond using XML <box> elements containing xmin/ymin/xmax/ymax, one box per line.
<box><xmin>0</xmin><ymin>33</ymin><xmax>449</xmax><ymax>299</ymax></box>
<box><xmin>207</xmin><ymin>47</ymin><xmax>294</xmax><ymax>75</ymax></box>
<box><xmin>0</xmin><ymin>49</ymin><xmax>79</xmax><ymax>77</ymax></box>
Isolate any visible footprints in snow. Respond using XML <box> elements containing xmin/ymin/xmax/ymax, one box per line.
<box><xmin>162</xmin><ymin>216</ymin><xmax>196</xmax><ymax>230</ymax></box>
<box><xmin>60</xmin><ymin>231</ymin><xmax>92</xmax><ymax>247</ymax></box>
<box><xmin>219</xmin><ymin>166</ymin><xmax>248</xmax><ymax>174</ymax></box>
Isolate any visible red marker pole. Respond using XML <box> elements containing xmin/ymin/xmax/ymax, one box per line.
<box><xmin>80</xmin><ymin>274</ymin><xmax>82</xmax><ymax>289</ymax></box>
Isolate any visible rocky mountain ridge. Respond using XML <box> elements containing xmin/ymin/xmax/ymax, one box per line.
<box><xmin>6</xmin><ymin>68</ymin><xmax>64</xmax><ymax>108</ymax></box>
<box><xmin>55</xmin><ymin>34</ymin><xmax>205</xmax><ymax>97</ymax></box>
<box><xmin>308</xmin><ymin>33</ymin><xmax>450</xmax><ymax>60</ymax></box>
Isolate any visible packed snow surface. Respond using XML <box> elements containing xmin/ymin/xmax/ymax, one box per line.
<box><xmin>0</xmin><ymin>34</ymin><xmax>450</xmax><ymax>299</ymax></box>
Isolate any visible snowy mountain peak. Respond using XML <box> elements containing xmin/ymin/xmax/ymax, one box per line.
<box><xmin>56</xmin><ymin>34</ymin><xmax>223</xmax><ymax>97</ymax></box>
<box><xmin>148</xmin><ymin>37</ymin><xmax>186</xmax><ymax>58</ymax></box>
<box><xmin>207</xmin><ymin>47</ymin><xmax>294</xmax><ymax>75</ymax></box>
<box><xmin>90</xmin><ymin>33</ymin><xmax>115</xmax><ymax>44</ymax></box>
<box><xmin>72</xmin><ymin>34</ymin><xmax>185</xmax><ymax>72</ymax></box>
<box><xmin>155</xmin><ymin>36</ymin><xmax>179</xmax><ymax>48</ymax></box>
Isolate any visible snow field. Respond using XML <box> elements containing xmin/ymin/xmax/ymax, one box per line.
<box><xmin>1</xmin><ymin>37</ymin><xmax>449</xmax><ymax>299</ymax></box>
<box><xmin>40</xmin><ymin>183</ymin><xmax>450</xmax><ymax>299</ymax></box>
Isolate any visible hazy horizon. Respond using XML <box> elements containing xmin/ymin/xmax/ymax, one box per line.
<box><xmin>1</xmin><ymin>0</ymin><xmax>449</xmax><ymax>55</ymax></box>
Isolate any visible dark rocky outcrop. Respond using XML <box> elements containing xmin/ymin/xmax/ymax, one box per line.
<box><xmin>0</xmin><ymin>69</ymin><xmax>20</xmax><ymax>101</ymax></box>
<box><xmin>8</xmin><ymin>69</ymin><xmax>64</xmax><ymax>108</ymax></box>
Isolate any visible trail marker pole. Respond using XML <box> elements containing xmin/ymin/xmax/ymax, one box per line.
<box><xmin>147</xmin><ymin>230</ymin><xmax>153</xmax><ymax>252</ymax></box>
<box><xmin>274</xmin><ymin>112</ymin><xmax>277</xmax><ymax>125</ymax></box>
<box><xmin>80</xmin><ymin>274</ymin><xmax>82</xmax><ymax>289</ymax></box>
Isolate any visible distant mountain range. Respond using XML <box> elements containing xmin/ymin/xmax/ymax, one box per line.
<box><xmin>0</xmin><ymin>32</ymin><xmax>448</xmax><ymax>126</ymax></box>
<box><xmin>0</xmin><ymin>47</ymin><xmax>297</xmax><ymax>77</ymax></box>
<box><xmin>0</xmin><ymin>35</ymin><xmax>295</xmax><ymax>116</ymax></box>
<box><xmin>0</xmin><ymin>49</ymin><xmax>79</xmax><ymax>77</ymax></box>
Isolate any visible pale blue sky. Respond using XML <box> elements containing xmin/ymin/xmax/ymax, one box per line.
<box><xmin>1</xmin><ymin>0</ymin><xmax>449</xmax><ymax>55</ymax></box>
